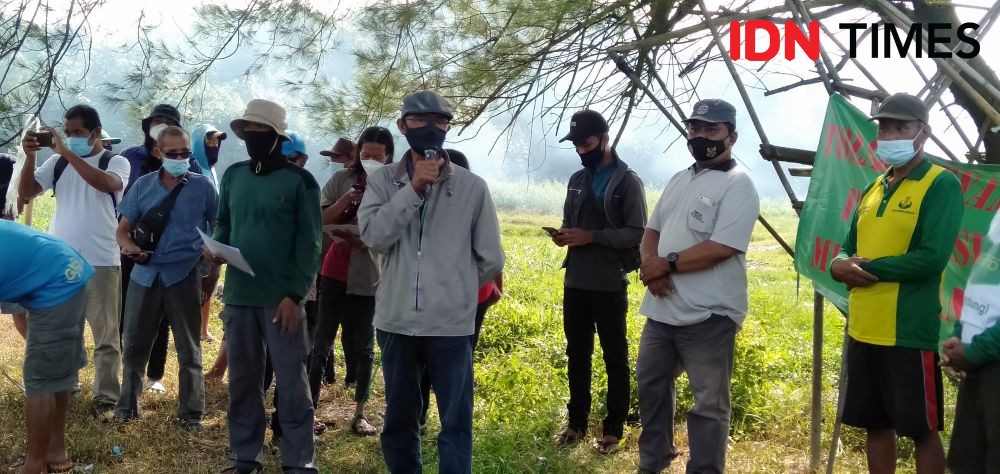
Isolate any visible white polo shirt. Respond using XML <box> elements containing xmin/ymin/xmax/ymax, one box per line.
<box><xmin>639</xmin><ymin>160</ymin><xmax>759</xmax><ymax>326</ymax></box>
<box><xmin>34</xmin><ymin>152</ymin><xmax>130</xmax><ymax>267</ymax></box>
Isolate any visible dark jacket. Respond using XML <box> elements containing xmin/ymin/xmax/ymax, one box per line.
<box><xmin>562</xmin><ymin>151</ymin><xmax>646</xmax><ymax>291</ymax></box>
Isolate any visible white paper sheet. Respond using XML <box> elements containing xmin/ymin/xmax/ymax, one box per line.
<box><xmin>323</xmin><ymin>224</ymin><xmax>359</xmax><ymax>243</ymax></box>
<box><xmin>197</xmin><ymin>228</ymin><xmax>256</xmax><ymax>277</ymax></box>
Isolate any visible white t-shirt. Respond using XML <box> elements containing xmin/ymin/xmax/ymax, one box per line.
<box><xmin>639</xmin><ymin>162</ymin><xmax>759</xmax><ymax>327</ymax></box>
<box><xmin>34</xmin><ymin>152</ymin><xmax>130</xmax><ymax>267</ymax></box>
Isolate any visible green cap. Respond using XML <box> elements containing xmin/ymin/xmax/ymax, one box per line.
<box><xmin>870</xmin><ymin>93</ymin><xmax>929</xmax><ymax>123</ymax></box>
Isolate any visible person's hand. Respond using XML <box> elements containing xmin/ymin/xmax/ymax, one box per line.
<box><xmin>273</xmin><ymin>297</ymin><xmax>301</xmax><ymax>335</ymax></box>
<box><xmin>556</xmin><ymin>228</ymin><xmax>592</xmax><ymax>247</ymax></box>
<box><xmin>640</xmin><ymin>257</ymin><xmax>670</xmax><ymax>285</ymax></box>
<box><xmin>411</xmin><ymin>157</ymin><xmax>444</xmax><ymax>194</ymax></box>
<box><xmin>47</xmin><ymin>127</ymin><xmax>69</xmax><ymax>157</ymax></box>
<box><xmin>121</xmin><ymin>243</ymin><xmax>150</xmax><ymax>263</ymax></box>
<box><xmin>335</xmin><ymin>187</ymin><xmax>364</xmax><ymax>206</ymax></box>
<box><xmin>203</xmin><ymin>247</ymin><xmax>226</xmax><ymax>266</ymax></box>
<box><xmin>941</xmin><ymin>336</ymin><xmax>973</xmax><ymax>372</ymax></box>
<box><xmin>21</xmin><ymin>131</ymin><xmax>41</xmax><ymax>155</ymax></box>
<box><xmin>552</xmin><ymin>228</ymin><xmax>566</xmax><ymax>247</ymax></box>
<box><xmin>830</xmin><ymin>256</ymin><xmax>878</xmax><ymax>289</ymax></box>
<box><xmin>647</xmin><ymin>275</ymin><xmax>675</xmax><ymax>298</ymax></box>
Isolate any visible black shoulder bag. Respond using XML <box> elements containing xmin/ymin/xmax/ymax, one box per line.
<box><xmin>130</xmin><ymin>176</ymin><xmax>188</xmax><ymax>253</ymax></box>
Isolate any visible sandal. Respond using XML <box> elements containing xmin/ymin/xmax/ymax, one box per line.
<box><xmin>47</xmin><ymin>460</ymin><xmax>74</xmax><ymax>473</ymax></box>
<box><xmin>596</xmin><ymin>435</ymin><xmax>621</xmax><ymax>455</ymax></box>
<box><xmin>313</xmin><ymin>420</ymin><xmax>327</xmax><ymax>435</ymax></box>
<box><xmin>351</xmin><ymin>415</ymin><xmax>377</xmax><ymax>437</ymax></box>
<box><xmin>555</xmin><ymin>427</ymin><xmax>583</xmax><ymax>446</ymax></box>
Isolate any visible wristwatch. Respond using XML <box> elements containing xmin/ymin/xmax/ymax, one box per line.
<box><xmin>666</xmin><ymin>252</ymin><xmax>680</xmax><ymax>272</ymax></box>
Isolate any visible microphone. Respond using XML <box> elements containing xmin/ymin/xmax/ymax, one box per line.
<box><xmin>424</xmin><ymin>148</ymin><xmax>438</xmax><ymax>196</ymax></box>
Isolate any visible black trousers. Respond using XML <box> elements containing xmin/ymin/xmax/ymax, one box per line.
<box><xmin>120</xmin><ymin>255</ymin><xmax>171</xmax><ymax>381</ymax></box>
<box><xmin>563</xmin><ymin>287</ymin><xmax>629</xmax><ymax>439</ymax></box>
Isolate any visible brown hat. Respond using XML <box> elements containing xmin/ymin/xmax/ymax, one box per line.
<box><xmin>320</xmin><ymin>137</ymin><xmax>356</xmax><ymax>163</ymax></box>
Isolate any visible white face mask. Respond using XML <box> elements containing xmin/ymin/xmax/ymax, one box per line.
<box><xmin>876</xmin><ymin>127</ymin><xmax>924</xmax><ymax>167</ymax></box>
<box><xmin>360</xmin><ymin>159</ymin><xmax>385</xmax><ymax>175</ymax></box>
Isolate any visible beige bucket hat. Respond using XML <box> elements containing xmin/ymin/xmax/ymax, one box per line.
<box><xmin>230</xmin><ymin>99</ymin><xmax>289</xmax><ymax>139</ymax></box>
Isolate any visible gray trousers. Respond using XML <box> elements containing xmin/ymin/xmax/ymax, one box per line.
<box><xmin>637</xmin><ymin>315</ymin><xmax>737</xmax><ymax>474</ymax></box>
<box><xmin>85</xmin><ymin>266</ymin><xmax>122</xmax><ymax>406</ymax></box>
<box><xmin>221</xmin><ymin>304</ymin><xmax>317</xmax><ymax>473</ymax></box>
<box><xmin>116</xmin><ymin>270</ymin><xmax>204</xmax><ymax>421</ymax></box>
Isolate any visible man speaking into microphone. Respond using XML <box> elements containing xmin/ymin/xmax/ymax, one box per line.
<box><xmin>358</xmin><ymin>90</ymin><xmax>504</xmax><ymax>474</ymax></box>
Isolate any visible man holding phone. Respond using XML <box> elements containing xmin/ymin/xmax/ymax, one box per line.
<box><xmin>19</xmin><ymin>105</ymin><xmax>131</xmax><ymax>420</ymax></box>
<box><xmin>114</xmin><ymin>126</ymin><xmax>218</xmax><ymax>431</ymax></box>
<box><xmin>358</xmin><ymin>91</ymin><xmax>504</xmax><ymax>473</ymax></box>
<box><xmin>551</xmin><ymin>109</ymin><xmax>647</xmax><ymax>455</ymax></box>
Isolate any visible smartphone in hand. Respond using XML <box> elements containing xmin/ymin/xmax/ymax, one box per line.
<box><xmin>27</xmin><ymin>130</ymin><xmax>53</xmax><ymax>147</ymax></box>
<box><xmin>542</xmin><ymin>226</ymin><xmax>559</xmax><ymax>237</ymax></box>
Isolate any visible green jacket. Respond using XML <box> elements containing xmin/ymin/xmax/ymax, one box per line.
<box><xmin>214</xmin><ymin>161</ymin><xmax>322</xmax><ymax>307</ymax></box>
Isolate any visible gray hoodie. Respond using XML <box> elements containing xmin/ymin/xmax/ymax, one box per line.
<box><xmin>358</xmin><ymin>153</ymin><xmax>504</xmax><ymax>337</ymax></box>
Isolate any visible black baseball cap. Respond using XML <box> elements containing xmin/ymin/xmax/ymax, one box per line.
<box><xmin>141</xmin><ymin>103</ymin><xmax>182</xmax><ymax>132</ymax></box>
<box><xmin>559</xmin><ymin>109</ymin><xmax>609</xmax><ymax>143</ymax></box>
<box><xmin>869</xmin><ymin>93</ymin><xmax>929</xmax><ymax>123</ymax></box>
<box><xmin>683</xmin><ymin>99</ymin><xmax>737</xmax><ymax>126</ymax></box>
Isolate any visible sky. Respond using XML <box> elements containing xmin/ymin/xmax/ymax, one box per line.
<box><xmin>53</xmin><ymin>0</ymin><xmax>1000</xmax><ymax>198</ymax></box>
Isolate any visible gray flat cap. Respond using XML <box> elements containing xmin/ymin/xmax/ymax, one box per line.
<box><xmin>401</xmin><ymin>91</ymin><xmax>453</xmax><ymax>120</ymax></box>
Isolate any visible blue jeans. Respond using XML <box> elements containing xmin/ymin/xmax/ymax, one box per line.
<box><xmin>378</xmin><ymin>330</ymin><xmax>473</xmax><ymax>474</ymax></box>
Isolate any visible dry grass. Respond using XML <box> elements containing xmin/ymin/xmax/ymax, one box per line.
<box><xmin>0</xmin><ymin>205</ymin><xmax>943</xmax><ymax>473</ymax></box>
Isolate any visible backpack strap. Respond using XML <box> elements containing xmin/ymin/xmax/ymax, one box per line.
<box><xmin>52</xmin><ymin>157</ymin><xmax>69</xmax><ymax>191</ymax></box>
<box><xmin>99</xmin><ymin>151</ymin><xmax>118</xmax><ymax>210</ymax></box>
<box><xmin>53</xmin><ymin>151</ymin><xmax>119</xmax><ymax>210</ymax></box>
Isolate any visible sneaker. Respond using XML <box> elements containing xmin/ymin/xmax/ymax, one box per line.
<box><xmin>145</xmin><ymin>379</ymin><xmax>166</xmax><ymax>393</ymax></box>
<box><xmin>180</xmin><ymin>419</ymin><xmax>203</xmax><ymax>432</ymax></box>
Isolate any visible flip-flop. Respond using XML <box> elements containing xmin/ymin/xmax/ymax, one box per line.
<box><xmin>596</xmin><ymin>436</ymin><xmax>621</xmax><ymax>455</ymax></box>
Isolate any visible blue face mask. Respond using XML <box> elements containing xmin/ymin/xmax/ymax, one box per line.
<box><xmin>66</xmin><ymin>134</ymin><xmax>96</xmax><ymax>157</ymax></box>
<box><xmin>161</xmin><ymin>158</ymin><xmax>189</xmax><ymax>177</ymax></box>
<box><xmin>876</xmin><ymin>127</ymin><xmax>924</xmax><ymax>167</ymax></box>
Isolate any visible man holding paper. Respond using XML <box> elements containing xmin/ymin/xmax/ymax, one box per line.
<box><xmin>209</xmin><ymin>99</ymin><xmax>323</xmax><ymax>474</ymax></box>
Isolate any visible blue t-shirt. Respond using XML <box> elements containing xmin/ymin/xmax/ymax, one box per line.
<box><xmin>591</xmin><ymin>162</ymin><xmax>615</xmax><ymax>202</ymax></box>
<box><xmin>0</xmin><ymin>220</ymin><xmax>94</xmax><ymax>310</ymax></box>
<box><xmin>116</xmin><ymin>171</ymin><xmax>218</xmax><ymax>288</ymax></box>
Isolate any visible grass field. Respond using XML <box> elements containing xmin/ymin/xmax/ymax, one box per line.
<box><xmin>0</xmin><ymin>187</ymin><xmax>956</xmax><ymax>473</ymax></box>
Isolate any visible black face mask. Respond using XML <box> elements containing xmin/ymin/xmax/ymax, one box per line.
<box><xmin>205</xmin><ymin>145</ymin><xmax>220</xmax><ymax>166</ymax></box>
<box><xmin>578</xmin><ymin>142</ymin><xmax>604</xmax><ymax>169</ymax></box>
<box><xmin>244</xmin><ymin>131</ymin><xmax>285</xmax><ymax>175</ymax></box>
<box><xmin>687</xmin><ymin>135</ymin><xmax>729</xmax><ymax>162</ymax></box>
<box><xmin>404</xmin><ymin>125</ymin><xmax>447</xmax><ymax>155</ymax></box>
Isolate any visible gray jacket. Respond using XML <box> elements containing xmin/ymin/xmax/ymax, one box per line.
<box><xmin>358</xmin><ymin>154</ymin><xmax>505</xmax><ymax>336</ymax></box>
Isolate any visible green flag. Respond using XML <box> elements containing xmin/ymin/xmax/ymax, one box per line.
<box><xmin>794</xmin><ymin>94</ymin><xmax>1000</xmax><ymax>343</ymax></box>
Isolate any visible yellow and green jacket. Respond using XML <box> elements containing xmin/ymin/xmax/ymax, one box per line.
<box><xmin>834</xmin><ymin>158</ymin><xmax>964</xmax><ymax>350</ymax></box>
